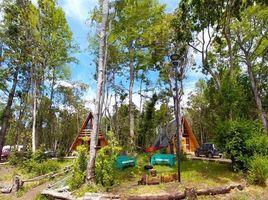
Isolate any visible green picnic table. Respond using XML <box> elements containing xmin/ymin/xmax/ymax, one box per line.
<box><xmin>150</xmin><ymin>154</ymin><xmax>176</xmax><ymax>166</ymax></box>
<box><xmin>115</xmin><ymin>156</ymin><xmax>136</xmax><ymax>169</ymax></box>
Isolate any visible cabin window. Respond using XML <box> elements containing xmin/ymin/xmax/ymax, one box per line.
<box><xmin>86</xmin><ymin>122</ymin><xmax>91</xmax><ymax>129</ymax></box>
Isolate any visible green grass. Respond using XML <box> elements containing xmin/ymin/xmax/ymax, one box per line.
<box><xmin>0</xmin><ymin>158</ymin><xmax>73</xmax><ymax>199</ymax></box>
<box><xmin>104</xmin><ymin>154</ymin><xmax>267</xmax><ymax>199</ymax></box>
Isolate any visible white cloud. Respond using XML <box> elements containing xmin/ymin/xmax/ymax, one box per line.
<box><xmin>60</xmin><ymin>0</ymin><xmax>97</xmax><ymax>24</ymax></box>
<box><xmin>55</xmin><ymin>80</ymin><xmax>74</xmax><ymax>88</ymax></box>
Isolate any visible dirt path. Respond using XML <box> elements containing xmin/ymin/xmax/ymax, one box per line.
<box><xmin>16</xmin><ymin>182</ymin><xmax>49</xmax><ymax>200</ymax></box>
<box><xmin>0</xmin><ymin>182</ymin><xmax>50</xmax><ymax>200</ymax></box>
<box><xmin>0</xmin><ymin>164</ymin><xmax>49</xmax><ymax>200</ymax></box>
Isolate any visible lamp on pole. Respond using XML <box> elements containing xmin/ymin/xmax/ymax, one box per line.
<box><xmin>170</xmin><ymin>53</ymin><xmax>182</xmax><ymax>182</ymax></box>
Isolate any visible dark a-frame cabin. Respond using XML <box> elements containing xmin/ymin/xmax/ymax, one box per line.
<box><xmin>69</xmin><ymin>112</ymin><xmax>108</xmax><ymax>153</ymax></box>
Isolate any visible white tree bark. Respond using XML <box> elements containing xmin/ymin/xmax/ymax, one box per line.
<box><xmin>247</xmin><ymin>61</ymin><xmax>268</xmax><ymax>134</ymax></box>
<box><xmin>86</xmin><ymin>0</ymin><xmax>109</xmax><ymax>184</ymax></box>
<box><xmin>129</xmin><ymin>43</ymin><xmax>135</xmax><ymax>148</ymax></box>
<box><xmin>32</xmin><ymin>65</ymin><xmax>37</xmax><ymax>152</ymax></box>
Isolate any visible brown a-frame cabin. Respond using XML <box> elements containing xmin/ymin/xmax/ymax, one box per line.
<box><xmin>69</xmin><ymin>112</ymin><xmax>108</xmax><ymax>153</ymax></box>
<box><xmin>154</xmin><ymin>117</ymin><xmax>199</xmax><ymax>154</ymax></box>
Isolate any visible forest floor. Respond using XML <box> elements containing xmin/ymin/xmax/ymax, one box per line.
<box><xmin>74</xmin><ymin>154</ymin><xmax>268</xmax><ymax>200</ymax></box>
<box><xmin>0</xmin><ymin>159</ymin><xmax>72</xmax><ymax>200</ymax></box>
<box><xmin>1</xmin><ymin>155</ymin><xmax>267</xmax><ymax>199</ymax></box>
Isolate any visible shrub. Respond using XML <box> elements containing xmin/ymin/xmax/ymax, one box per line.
<box><xmin>76</xmin><ymin>146</ymin><xmax>87</xmax><ymax>172</ymax></box>
<box><xmin>96</xmin><ymin>132</ymin><xmax>121</xmax><ymax>188</ymax></box>
<box><xmin>216</xmin><ymin>120</ymin><xmax>265</xmax><ymax>171</ymax></box>
<box><xmin>68</xmin><ymin>171</ymin><xmax>85</xmax><ymax>190</ymax></box>
<box><xmin>9</xmin><ymin>149</ymin><xmax>20</xmax><ymax>166</ymax></box>
<box><xmin>68</xmin><ymin>145</ymin><xmax>88</xmax><ymax>190</ymax></box>
<box><xmin>247</xmin><ymin>156</ymin><xmax>268</xmax><ymax>186</ymax></box>
<box><xmin>21</xmin><ymin>159</ymin><xmax>60</xmax><ymax>176</ymax></box>
<box><xmin>246</xmin><ymin>134</ymin><xmax>268</xmax><ymax>157</ymax></box>
<box><xmin>56</xmin><ymin>147</ymin><xmax>65</xmax><ymax>161</ymax></box>
<box><xmin>32</xmin><ymin>160</ymin><xmax>60</xmax><ymax>176</ymax></box>
<box><xmin>32</xmin><ymin>147</ymin><xmax>47</xmax><ymax>163</ymax></box>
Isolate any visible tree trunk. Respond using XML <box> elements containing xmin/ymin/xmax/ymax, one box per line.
<box><xmin>86</xmin><ymin>0</ymin><xmax>109</xmax><ymax>184</ymax></box>
<box><xmin>0</xmin><ymin>71</ymin><xmax>18</xmax><ymax>160</ymax></box>
<box><xmin>129</xmin><ymin>43</ymin><xmax>135</xmax><ymax>148</ymax></box>
<box><xmin>223</xmin><ymin>0</ymin><xmax>234</xmax><ymax>75</ymax></box>
<box><xmin>32</xmin><ymin>65</ymin><xmax>37</xmax><ymax>152</ymax></box>
<box><xmin>247</xmin><ymin>61</ymin><xmax>268</xmax><ymax>134</ymax></box>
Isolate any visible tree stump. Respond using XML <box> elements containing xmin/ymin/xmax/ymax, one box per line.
<box><xmin>149</xmin><ymin>169</ymin><xmax>157</xmax><ymax>177</ymax></box>
<box><xmin>12</xmin><ymin>176</ymin><xmax>22</xmax><ymax>192</ymax></box>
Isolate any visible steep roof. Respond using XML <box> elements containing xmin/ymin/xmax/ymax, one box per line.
<box><xmin>153</xmin><ymin>117</ymin><xmax>199</xmax><ymax>149</ymax></box>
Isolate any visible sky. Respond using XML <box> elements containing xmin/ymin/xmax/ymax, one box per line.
<box><xmin>56</xmin><ymin>0</ymin><xmax>205</xmax><ymax>110</ymax></box>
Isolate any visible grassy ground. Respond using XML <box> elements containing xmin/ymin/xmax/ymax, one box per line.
<box><xmin>74</xmin><ymin>154</ymin><xmax>267</xmax><ymax>199</ymax></box>
<box><xmin>1</xmin><ymin>155</ymin><xmax>267</xmax><ymax>199</ymax></box>
<box><xmin>0</xmin><ymin>158</ymin><xmax>73</xmax><ymax>200</ymax></box>
<box><xmin>112</xmin><ymin>154</ymin><xmax>243</xmax><ymax>194</ymax></box>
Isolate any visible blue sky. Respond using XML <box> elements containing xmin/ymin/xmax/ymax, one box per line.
<box><xmin>56</xmin><ymin>0</ymin><xmax>204</xmax><ymax>108</ymax></box>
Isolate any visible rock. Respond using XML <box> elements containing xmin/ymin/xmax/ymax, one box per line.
<box><xmin>1</xmin><ymin>186</ymin><xmax>12</xmax><ymax>194</ymax></box>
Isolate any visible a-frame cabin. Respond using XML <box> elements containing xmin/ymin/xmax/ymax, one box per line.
<box><xmin>154</xmin><ymin>117</ymin><xmax>199</xmax><ymax>154</ymax></box>
<box><xmin>69</xmin><ymin>112</ymin><xmax>108</xmax><ymax>153</ymax></box>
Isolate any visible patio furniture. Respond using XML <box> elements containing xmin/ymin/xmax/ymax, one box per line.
<box><xmin>150</xmin><ymin>154</ymin><xmax>176</xmax><ymax>166</ymax></box>
<box><xmin>115</xmin><ymin>156</ymin><xmax>136</xmax><ymax>169</ymax></box>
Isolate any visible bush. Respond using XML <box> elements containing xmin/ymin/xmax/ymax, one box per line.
<box><xmin>68</xmin><ymin>145</ymin><xmax>88</xmax><ymax>190</ymax></box>
<box><xmin>216</xmin><ymin>120</ymin><xmax>266</xmax><ymax>171</ymax></box>
<box><xmin>32</xmin><ymin>147</ymin><xmax>47</xmax><ymax>163</ymax></box>
<box><xmin>247</xmin><ymin>156</ymin><xmax>268</xmax><ymax>186</ymax></box>
<box><xmin>21</xmin><ymin>159</ymin><xmax>60</xmax><ymax>176</ymax></box>
<box><xmin>246</xmin><ymin>134</ymin><xmax>268</xmax><ymax>157</ymax></box>
<box><xmin>8</xmin><ymin>149</ymin><xmax>21</xmax><ymax>165</ymax></box>
<box><xmin>96</xmin><ymin>132</ymin><xmax>121</xmax><ymax>188</ymax></box>
<box><xmin>31</xmin><ymin>160</ymin><xmax>60</xmax><ymax>176</ymax></box>
<box><xmin>56</xmin><ymin>147</ymin><xmax>65</xmax><ymax>161</ymax></box>
<box><xmin>68</xmin><ymin>171</ymin><xmax>85</xmax><ymax>190</ymax></box>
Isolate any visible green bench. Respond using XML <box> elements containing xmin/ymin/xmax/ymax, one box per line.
<box><xmin>115</xmin><ymin>156</ymin><xmax>136</xmax><ymax>169</ymax></box>
<box><xmin>150</xmin><ymin>154</ymin><xmax>176</xmax><ymax>166</ymax></box>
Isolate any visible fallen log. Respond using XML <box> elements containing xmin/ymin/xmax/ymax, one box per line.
<box><xmin>41</xmin><ymin>183</ymin><xmax>244</xmax><ymax>200</ymax></box>
<box><xmin>196</xmin><ymin>184</ymin><xmax>244</xmax><ymax>196</ymax></box>
<box><xmin>83</xmin><ymin>193</ymin><xmax>120</xmax><ymax>199</ymax></box>
<box><xmin>128</xmin><ymin>192</ymin><xmax>185</xmax><ymax>200</ymax></box>
<box><xmin>22</xmin><ymin>166</ymin><xmax>72</xmax><ymax>184</ymax></box>
<box><xmin>127</xmin><ymin>184</ymin><xmax>244</xmax><ymax>200</ymax></box>
<box><xmin>42</xmin><ymin>189</ymin><xmax>74</xmax><ymax>200</ymax></box>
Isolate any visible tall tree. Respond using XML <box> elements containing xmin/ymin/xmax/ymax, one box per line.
<box><xmin>231</xmin><ymin>4</ymin><xmax>268</xmax><ymax>133</ymax></box>
<box><xmin>0</xmin><ymin>0</ymin><xmax>35</xmax><ymax>158</ymax></box>
<box><xmin>112</xmin><ymin>0</ymin><xmax>167</xmax><ymax>148</ymax></box>
<box><xmin>87</xmin><ymin>0</ymin><xmax>109</xmax><ymax>184</ymax></box>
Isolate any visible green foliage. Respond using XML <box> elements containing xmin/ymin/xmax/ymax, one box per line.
<box><xmin>34</xmin><ymin>193</ymin><xmax>50</xmax><ymax>200</ymax></box>
<box><xmin>96</xmin><ymin>132</ymin><xmax>121</xmax><ymax>188</ymax></box>
<box><xmin>32</xmin><ymin>147</ymin><xmax>47</xmax><ymax>163</ymax></box>
<box><xmin>68</xmin><ymin>145</ymin><xmax>88</xmax><ymax>190</ymax></box>
<box><xmin>32</xmin><ymin>160</ymin><xmax>60</xmax><ymax>176</ymax></box>
<box><xmin>8</xmin><ymin>149</ymin><xmax>32</xmax><ymax>166</ymax></box>
<box><xmin>216</xmin><ymin>120</ymin><xmax>267</xmax><ymax>171</ymax></box>
<box><xmin>137</xmin><ymin>94</ymin><xmax>158</xmax><ymax>149</ymax></box>
<box><xmin>72</xmin><ymin>184</ymin><xmax>100</xmax><ymax>197</ymax></box>
<box><xmin>21</xmin><ymin>159</ymin><xmax>60</xmax><ymax>176</ymax></box>
<box><xmin>248</xmin><ymin>156</ymin><xmax>268</xmax><ymax>186</ymax></box>
<box><xmin>56</xmin><ymin>147</ymin><xmax>65</xmax><ymax>161</ymax></box>
<box><xmin>76</xmin><ymin>146</ymin><xmax>87</xmax><ymax>172</ymax></box>
<box><xmin>246</xmin><ymin>134</ymin><xmax>268</xmax><ymax>158</ymax></box>
<box><xmin>8</xmin><ymin>149</ymin><xmax>21</xmax><ymax>166</ymax></box>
